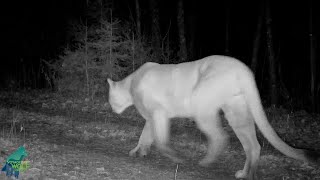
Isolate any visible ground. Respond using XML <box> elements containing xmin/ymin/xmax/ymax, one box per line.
<box><xmin>0</xmin><ymin>90</ymin><xmax>319</xmax><ymax>180</ymax></box>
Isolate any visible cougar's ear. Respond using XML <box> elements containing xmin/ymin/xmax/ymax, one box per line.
<box><xmin>107</xmin><ymin>78</ymin><xmax>114</xmax><ymax>87</ymax></box>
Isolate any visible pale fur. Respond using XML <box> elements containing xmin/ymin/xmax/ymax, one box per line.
<box><xmin>108</xmin><ymin>55</ymin><xmax>319</xmax><ymax>180</ymax></box>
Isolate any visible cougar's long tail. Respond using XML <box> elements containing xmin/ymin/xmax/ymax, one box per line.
<box><xmin>240</xmin><ymin>69</ymin><xmax>319</xmax><ymax>164</ymax></box>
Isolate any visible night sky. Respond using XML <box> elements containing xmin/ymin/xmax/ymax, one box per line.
<box><xmin>1</xmin><ymin>0</ymin><xmax>319</xmax><ymax>107</ymax></box>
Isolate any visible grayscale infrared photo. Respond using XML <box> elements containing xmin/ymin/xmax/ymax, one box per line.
<box><xmin>0</xmin><ymin>0</ymin><xmax>319</xmax><ymax>179</ymax></box>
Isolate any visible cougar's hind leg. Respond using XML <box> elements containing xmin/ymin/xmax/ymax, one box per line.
<box><xmin>129</xmin><ymin>120</ymin><xmax>154</xmax><ymax>157</ymax></box>
<box><xmin>223</xmin><ymin>95</ymin><xmax>260</xmax><ymax>180</ymax></box>
<box><xmin>227</xmin><ymin>114</ymin><xmax>260</xmax><ymax>180</ymax></box>
<box><xmin>152</xmin><ymin>109</ymin><xmax>182</xmax><ymax>163</ymax></box>
<box><xmin>196</xmin><ymin>109</ymin><xmax>228</xmax><ymax>166</ymax></box>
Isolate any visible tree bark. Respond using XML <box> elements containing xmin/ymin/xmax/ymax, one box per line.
<box><xmin>251</xmin><ymin>1</ymin><xmax>264</xmax><ymax>75</ymax></box>
<box><xmin>149</xmin><ymin>0</ymin><xmax>161</xmax><ymax>54</ymax></box>
<box><xmin>177</xmin><ymin>0</ymin><xmax>188</xmax><ymax>62</ymax></box>
<box><xmin>265</xmin><ymin>0</ymin><xmax>278</xmax><ymax>106</ymax></box>
<box><xmin>187</xmin><ymin>14</ymin><xmax>196</xmax><ymax>60</ymax></box>
<box><xmin>225</xmin><ymin>0</ymin><xmax>231</xmax><ymax>55</ymax></box>
<box><xmin>309</xmin><ymin>0</ymin><xmax>316</xmax><ymax>112</ymax></box>
<box><xmin>135</xmin><ymin>0</ymin><xmax>141</xmax><ymax>37</ymax></box>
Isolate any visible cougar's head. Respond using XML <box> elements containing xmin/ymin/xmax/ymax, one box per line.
<box><xmin>107</xmin><ymin>78</ymin><xmax>133</xmax><ymax>114</ymax></box>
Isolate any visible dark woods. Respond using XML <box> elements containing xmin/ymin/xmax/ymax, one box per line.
<box><xmin>1</xmin><ymin>0</ymin><xmax>319</xmax><ymax>112</ymax></box>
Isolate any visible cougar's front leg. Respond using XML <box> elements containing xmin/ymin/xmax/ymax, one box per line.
<box><xmin>153</xmin><ymin>109</ymin><xmax>182</xmax><ymax>163</ymax></box>
<box><xmin>129</xmin><ymin>120</ymin><xmax>154</xmax><ymax>157</ymax></box>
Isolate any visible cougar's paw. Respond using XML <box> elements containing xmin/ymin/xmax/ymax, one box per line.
<box><xmin>235</xmin><ymin>170</ymin><xmax>247</xmax><ymax>179</ymax></box>
<box><xmin>199</xmin><ymin>159</ymin><xmax>210</xmax><ymax>167</ymax></box>
<box><xmin>199</xmin><ymin>155</ymin><xmax>216</xmax><ymax>167</ymax></box>
<box><xmin>129</xmin><ymin>145</ymin><xmax>140</xmax><ymax>157</ymax></box>
<box><xmin>158</xmin><ymin>145</ymin><xmax>183</xmax><ymax>164</ymax></box>
<box><xmin>129</xmin><ymin>145</ymin><xmax>150</xmax><ymax>157</ymax></box>
<box><xmin>235</xmin><ymin>169</ymin><xmax>257</xmax><ymax>180</ymax></box>
<box><xmin>166</xmin><ymin>153</ymin><xmax>183</xmax><ymax>164</ymax></box>
<box><xmin>138</xmin><ymin>145</ymin><xmax>150</xmax><ymax>157</ymax></box>
<box><xmin>129</xmin><ymin>149</ymin><xmax>138</xmax><ymax>157</ymax></box>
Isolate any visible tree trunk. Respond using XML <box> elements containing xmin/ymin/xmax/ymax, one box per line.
<box><xmin>149</xmin><ymin>0</ymin><xmax>161</xmax><ymax>58</ymax></box>
<box><xmin>135</xmin><ymin>0</ymin><xmax>141</xmax><ymax>37</ymax></box>
<box><xmin>265</xmin><ymin>0</ymin><xmax>278</xmax><ymax>106</ymax></box>
<box><xmin>251</xmin><ymin>1</ymin><xmax>264</xmax><ymax>75</ymax></box>
<box><xmin>187</xmin><ymin>14</ymin><xmax>196</xmax><ymax>60</ymax></box>
<box><xmin>225</xmin><ymin>0</ymin><xmax>231</xmax><ymax>55</ymax></box>
<box><xmin>309</xmin><ymin>1</ymin><xmax>316</xmax><ymax>112</ymax></box>
<box><xmin>177</xmin><ymin>0</ymin><xmax>187</xmax><ymax>62</ymax></box>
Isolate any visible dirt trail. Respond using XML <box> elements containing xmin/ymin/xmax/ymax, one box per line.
<box><xmin>0</xmin><ymin>92</ymin><xmax>319</xmax><ymax>180</ymax></box>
